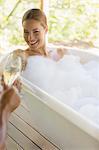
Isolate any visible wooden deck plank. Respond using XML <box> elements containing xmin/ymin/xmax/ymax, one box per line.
<box><xmin>13</xmin><ymin>89</ymin><xmax>60</xmax><ymax>150</ymax></box>
<box><xmin>6</xmin><ymin>136</ymin><xmax>23</xmax><ymax>150</ymax></box>
<box><xmin>9</xmin><ymin>112</ymin><xmax>59</xmax><ymax>150</ymax></box>
<box><xmin>7</xmin><ymin>85</ymin><xmax>60</xmax><ymax>150</ymax></box>
<box><xmin>7</xmin><ymin>122</ymin><xmax>41</xmax><ymax>150</ymax></box>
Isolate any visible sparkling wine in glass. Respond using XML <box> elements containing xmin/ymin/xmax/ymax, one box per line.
<box><xmin>3</xmin><ymin>53</ymin><xmax>22</xmax><ymax>86</ymax></box>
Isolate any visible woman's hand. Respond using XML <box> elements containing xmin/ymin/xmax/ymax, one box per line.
<box><xmin>56</xmin><ymin>48</ymin><xmax>66</xmax><ymax>60</ymax></box>
<box><xmin>0</xmin><ymin>87</ymin><xmax>20</xmax><ymax>112</ymax></box>
<box><xmin>0</xmin><ymin>75</ymin><xmax>22</xmax><ymax>112</ymax></box>
<box><xmin>0</xmin><ymin>75</ymin><xmax>22</xmax><ymax>93</ymax></box>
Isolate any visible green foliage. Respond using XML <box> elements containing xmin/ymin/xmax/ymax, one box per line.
<box><xmin>48</xmin><ymin>0</ymin><xmax>99</xmax><ymax>46</ymax></box>
<box><xmin>0</xmin><ymin>0</ymin><xmax>99</xmax><ymax>48</ymax></box>
<box><xmin>0</xmin><ymin>0</ymin><xmax>40</xmax><ymax>48</ymax></box>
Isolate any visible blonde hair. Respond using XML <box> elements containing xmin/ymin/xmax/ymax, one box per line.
<box><xmin>22</xmin><ymin>8</ymin><xmax>47</xmax><ymax>28</ymax></box>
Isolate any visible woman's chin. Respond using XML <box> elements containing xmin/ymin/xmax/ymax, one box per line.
<box><xmin>29</xmin><ymin>43</ymin><xmax>39</xmax><ymax>50</ymax></box>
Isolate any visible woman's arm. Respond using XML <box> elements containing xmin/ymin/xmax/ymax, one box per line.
<box><xmin>13</xmin><ymin>49</ymin><xmax>28</xmax><ymax>70</ymax></box>
<box><xmin>0</xmin><ymin>87</ymin><xmax>20</xmax><ymax>150</ymax></box>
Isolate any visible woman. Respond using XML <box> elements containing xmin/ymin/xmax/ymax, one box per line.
<box><xmin>15</xmin><ymin>8</ymin><xmax>66</xmax><ymax>69</ymax></box>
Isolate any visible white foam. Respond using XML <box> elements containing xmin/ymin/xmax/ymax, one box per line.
<box><xmin>22</xmin><ymin>53</ymin><xmax>99</xmax><ymax>125</ymax></box>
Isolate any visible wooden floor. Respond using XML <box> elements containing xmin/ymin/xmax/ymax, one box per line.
<box><xmin>6</xmin><ymin>99</ymin><xmax>60</xmax><ymax>150</ymax></box>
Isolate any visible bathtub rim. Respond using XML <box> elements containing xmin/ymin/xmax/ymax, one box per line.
<box><xmin>21</xmin><ymin>76</ymin><xmax>99</xmax><ymax>143</ymax></box>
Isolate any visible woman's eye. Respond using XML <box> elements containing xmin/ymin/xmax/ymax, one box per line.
<box><xmin>34</xmin><ymin>30</ymin><xmax>39</xmax><ymax>33</ymax></box>
<box><xmin>24</xmin><ymin>31</ymin><xmax>29</xmax><ymax>34</ymax></box>
<box><xmin>24</xmin><ymin>30</ymin><xmax>29</xmax><ymax>34</ymax></box>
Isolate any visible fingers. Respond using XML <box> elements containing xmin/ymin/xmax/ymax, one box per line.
<box><xmin>57</xmin><ymin>48</ymin><xmax>65</xmax><ymax>56</ymax></box>
<box><xmin>13</xmin><ymin>78</ymin><xmax>22</xmax><ymax>93</ymax></box>
<box><xmin>0</xmin><ymin>73</ymin><xmax>22</xmax><ymax>94</ymax></box>
<box><xmin>0</xmin><ymin>75</ymin><xmax>8</xmax><ymax>90</ymax></box>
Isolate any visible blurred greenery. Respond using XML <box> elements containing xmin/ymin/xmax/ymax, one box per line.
<box><xmin>0</xmin><ymin>0</ymin><xmax>99</xmax><ymax>49</ymax></box>
<box><xmin>49</xmin><ymin>0</ymin><xmax>99</xmax><ymax>46</ymax></box>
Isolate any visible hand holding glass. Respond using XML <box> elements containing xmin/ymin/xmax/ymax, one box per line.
<box><xmin>3</xmin><ymin>53</ymin><xmax>22</xmax><ymax>86</ymax></box>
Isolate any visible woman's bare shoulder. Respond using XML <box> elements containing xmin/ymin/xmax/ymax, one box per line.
<box><xmin>13</xmin><ymin>48</ymin><xmax>28</xmax><ymax>70</ymax></box>
<box><xmin>13</xmin><ymin>49</ymin><xmax>25</xmax><ymax>55</ymax></box>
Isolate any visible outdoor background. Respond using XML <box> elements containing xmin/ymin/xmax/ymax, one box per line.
<box><xmin>0</xmin><ymin>0</ymin><xmax>99</xmax><ymax>51</ymax></box>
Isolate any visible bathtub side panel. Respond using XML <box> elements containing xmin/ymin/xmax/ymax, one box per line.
<box><xmin>20</xmin><ymin>89</ymin><xmax>99</xmax><ymax>150</ymax></box>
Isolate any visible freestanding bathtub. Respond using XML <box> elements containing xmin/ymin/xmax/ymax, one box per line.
<box><xmin>21</xmin><ymin>48</ymin><xmax>99</xmax><ymax>150</ymax></box>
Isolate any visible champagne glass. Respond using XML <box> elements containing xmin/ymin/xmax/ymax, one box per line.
<box><xmin>3</xmin><ymin>53</ymin><xmax>22</xmax><ymax>86</ymax></box>
<box><xmin>2</xmin><ymin>53</ymin><xmax>29</xmax><ymax>111</ymax></box>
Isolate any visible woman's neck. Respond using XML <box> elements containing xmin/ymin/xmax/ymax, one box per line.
<box><xmin>26</xmin><ymin>45</ymin><xmax>49</xmax><ymax>57</ymax></box>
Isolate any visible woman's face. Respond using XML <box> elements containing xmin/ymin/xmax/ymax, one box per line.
<box><xmin>23</xmin><ymin>19</ymin><xmax>47</xmax><ymax>51</ymax></box>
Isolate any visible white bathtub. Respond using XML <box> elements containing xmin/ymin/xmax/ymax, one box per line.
<box><xmin>21</xmin><ymin>49</ymin><xmax>99</xmax><ymax>150</ymax></box>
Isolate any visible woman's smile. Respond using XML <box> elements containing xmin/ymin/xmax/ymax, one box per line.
<box><xmin>28</xmin><ymin>40</ymin><xmax>39</xmax><ymax>49</ymax></box>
